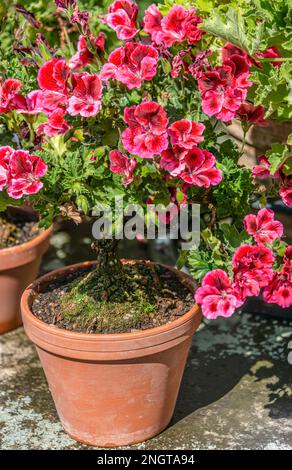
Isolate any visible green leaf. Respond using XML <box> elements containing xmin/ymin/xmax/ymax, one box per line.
<box><xmin>266</xmin><ymin>143</ymin><xmax>290</xmax><ymax>174</ymax></box>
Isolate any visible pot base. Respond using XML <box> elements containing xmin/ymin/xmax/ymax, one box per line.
<box><xmin>21</xmin><ymin>261</ymin><xmax>201</xmax><ymax>448</ymax></box>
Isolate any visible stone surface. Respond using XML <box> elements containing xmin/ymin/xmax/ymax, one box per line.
<box><xmin>1</xmin><ymin>314</ymin><xmax>291</xmax><ymax>450</ymax></box>
<box><xmin>0</xmin><ymin>225</ymin><xmax>292</xmax><ymax>450</ymax></box>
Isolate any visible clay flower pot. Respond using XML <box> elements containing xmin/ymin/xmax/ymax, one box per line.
<box><xmin>0</xmin><ymin>227</ymin><xmax>52</xmax><ymax>334</ymax></box>
<box><xmin>21</xmin><ymin>260</ymin><xmax>202</xmax><ymax>447</ymax></box>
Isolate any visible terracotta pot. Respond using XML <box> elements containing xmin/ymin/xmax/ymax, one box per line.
<box><xmin>0</xmin><ymin>227</ymin><xmax>52</xmax><ymax>334</ymax></box>
<box><xmin>21</xmin><ymin>260</ymin><xmax>202</xmax><ymax>447</ymax></box>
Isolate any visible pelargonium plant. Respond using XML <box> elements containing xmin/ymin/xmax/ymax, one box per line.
<box><xmin>0</xmin><ymin>0</ymin><xmax>291</xmax><ymax>321</ymax></box>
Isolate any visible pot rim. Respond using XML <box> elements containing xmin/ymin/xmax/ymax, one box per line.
<box><xmin>0</xmin><ymin>225</ymin><xmax>53</xmax><ymax>257</ymax></box>
<box><xmin>21</xmin><ymin>260</ymin><xmax>201</xmax><ymax>341</ymax></box>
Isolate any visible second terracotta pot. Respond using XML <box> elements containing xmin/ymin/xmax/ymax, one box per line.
<box><xmin>0</xmin><ymin>227</ymin><xmax>52</xmax><ymax>334</ymax></box>
<box><xmin>21</xmin><ymin>261</ymin><xmax>202</xmax><ymax>447</ymax></box>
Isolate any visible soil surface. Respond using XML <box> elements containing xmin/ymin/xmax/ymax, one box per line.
<box><xmin>0</xmin><ymin>211</ymin><xmax>39</xmax><ymax>249</ymax></box>
<box><xmin>32</xmin><ymin>264</ymin><xmax>195</xmax><ymax>334</ymax></box>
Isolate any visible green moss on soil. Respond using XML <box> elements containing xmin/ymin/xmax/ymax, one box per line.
<box><xmin>60</xmin><ymin>263</ymin><xmax>159</xmax><ymax>332</ymax></box>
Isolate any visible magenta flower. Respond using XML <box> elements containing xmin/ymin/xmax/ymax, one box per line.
<box><xmin>197</xmin><ymin>54</ymin><xmax>252</xmax><ymax>122</ymax></box>
<box><xmin>69</xmin><ymin>34</ymin><xmax>105</xmax><ymax>71</ymax></box>
<box><xmin>38</xmin><ymin>58</ymin><xmax>70</xmax><ymax>95</ymax></box>
<box><xmin>244</xmin><ymin>208</ymin><xmax>283</xmax><ymax>244</ymax></box>
<box><xmin>252</xmin><ymin>155</ymin><xmax>275</xmax><ymax>179</ymax></box>
<box><xmin>101</xmin><ymin>1</ymin><xmax>139</xmax><ymax>41</ymax></box>
<box><xmin>37</xmin><ymin>109</ymin><xmax>71</xmax><ymax>137</ymax></box>
<box><xmin>236</xmin><ymin>103</ymin><xmax>268</xmax><ymax>127</ymax></box>
<box><xmin>279</xmin><ymin>173</ymin><xmax>292</xmax><ymax>207</ymax></box>
<box><xmin>67</xmin><ymin>73</ymin><xmax>102</xmax><ymax>117</ymax></box>
<box><xmin>168</xmin><ymin>119</ymin><xmax>205</xmax><ymax>152</ymax></box>
<box><xmin>179</xmin><ymin>148</ymin><xmax>222</xmax><ymax>187</ymax></box>
<box><xmin>109</xmin><ymin>150</ymin><xmax>136</xmax><ymax>185</ymax></box>
<box><xmin>122</xmin><ymin>101</ymin><xmax>169</xmax><ymax>158</ymax></box>
<box><xmin>0</xmin><ymin>78</ymin><xmax>23</xmax><ymax>113</ymax></box>
<box><xmin>0</xmin><ymin>146</ymin><xmax>14</xmax><ymax>190</ymax></box>
<box><xmin>160</xmin><ymin>148</ymin><xmax>185</xmax><ymax>176</ymax></box>
<box><xmin>263</xmin><ymin>267</ymin><xmax>292</xmax><ymax>308</ymax></box>
<box><xmin>257</xmin><ymin>47</ymin><xmax>282</xmax><ymax>68</ymax></box>
<box><xmin>100</xmin><ymin>42</ymin><xmax>158</xmax><ymax>89</ymax></box>
<box><xmin>195</xmin><ymin>269</ymin><xmax>243</xmax><ymax>320</ymax></box>
<box><xmin>232</xmin><ymin>244</ymin><xmax>275</xmax><ymax>298</ymax></box>
<box><xmin>6</xmin><ymin>150</ymin><xmax>47</xmax><ymax>199</ymax></box>
<box><xmin>143</xmin><ymin>4</ymin><xmax>202</xmax><ymax>47</ymax></box>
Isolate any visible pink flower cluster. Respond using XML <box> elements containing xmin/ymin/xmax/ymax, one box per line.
<box><xmin>196</xmin><ymin>44</ymin><xmax>252</xmax><ymax>121</ymax></box>
<box><xmin>195</xmin><ymin>208</ymin><xmax>292</xmax><ymax>319</ymax></box>
<box><xmin>143</xmin><ymin>4</ymin><xmax>202</xmax><ymax>47</ymax></box>
<box><xmin>0</xmin><ymin>58</ymin><xmax>103</xmax><ymax>137</ymax></box>
<box><xmin>253</xmin><ymin>156</ymin><xmax>292</xmax><ymax>207</ymax></box>
<box><xmin>100</xmin><ymin>42</ymin><xmax>159</xmax><ymax>89</ymax></box>
<box><xmin>109</xmin><ymin>150</ymin><xmax>137</xmax><ymax>185</ymax></box>
<box><xmin>0</xmin><ymin>146</ymin><xmax>47</xmax><ymax>199</ymax></box>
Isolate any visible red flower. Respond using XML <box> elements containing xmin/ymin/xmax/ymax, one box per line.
<box><xmin>232</xmin><ymin>244</ymin><xmax>274</xmax><ymax>298</ymax></box>
<box><xmin>143</xmin><ymin>4</ymin><xmax>202</xmax><ymax>47</ymax></box>
<box><xmin>257</xmin><ymin>47</ymin><xmax>282</xmax><ymax>68</ymax></box>
<box><xmin>67</xmin><ymin>73</ymin><xmax>102</xmax><ymax>117</ymax></box>
<box><xmin>38</xmin><ymin>59</ymin><xmax>70</xmax><ymax>95</ymax></box>
<box><xmin>122</xmin><ymin>101</ymin><xmax>169</xmax><ymax>158</ymax></box>
<box><xmin>0</xmin><ymin>78</ymin><xmax>23</xmax><ymax>113</ymax></box>
<box><xmin>109</xmin><ymin>150</ymin><xmax>136</xmax><ymax>185</ymax></box>
<box><xmin>236</xmin><ymin>103</ymin><xmax>268</xmax><ymax>127</ymax></box>
<box><xmin>168</xmin><ymin>119</ymin><xmax>205</xmax><ymax>151</ymax></box>
<box><xmin>195</xmin><ymin>269</ymin><xmax>243</xmax><ymax>319</ymax></box>
<box><xmin>37</xmin><ymin>109</ymin><xmax>71</xmax><ymax>137</ymax></box>
<box><xmin>69</xmin><ymin>34</ymin><xmax>105</xmax><ymax>71</ymax></box>
<box><xmin>6</xmin><ymin>150</ymin><xmax>47</xmax><ymax>199</ymax></box>
<box><xmin>101</xmin><ymin>42</ymin><xmax>158</xmax><ymax>90</ymax></box>
<box><xmin>179</xmin><ymin>148</ymin><xmax>222</xmax><ymax>187</ymax></box>
<box><xmin>101</xmin><ymin>1</ymin><xmax>139</xmax><ymax>41</ymax></box>
<box><xmin>244</xmin><ymin>208</ymin><xmax>283</xmax><ymax>244</ymax></box>
<box><xmin>0</xmin><ymin>146</ymin><xmax>14</xmax><ymax>190</ymax></box>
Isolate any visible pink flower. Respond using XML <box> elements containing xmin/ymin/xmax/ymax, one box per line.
<box><xmin>244</xmin><ymin>208</ymin><xmax>283</xmax><ymax>244</ymax></box>
<box><xmin>257</xmin><ymin>47</ymin><xmax>282</xmax><ymax>67</ymax></box>
<box><xmin>0</xmin><ymin>146</ymin><xmax>14</xmax><ymax>190</ymax></box>
<box><xmin>0</xmin><ymin>78</ymin><xmax>23</xmax><ymax>113</ymax></box>
<box><xmin>67</xmin><ymin>73</ymin><xmax>102</xmax><ymax>117</ymax></box>
<box><xmin>69</xmin><ymin>34</ymin><xmax>105</xmax><ymax>71</ymax></box>
<box><xmin>101</xmin><ymin>1</ymin><xmax>139</xmax><ymax>41</ymax></box>
<box><xmin>6</xmin><ymin>150</ymin><xmax>47</xmax><ymax>199</ymax></box>
<box><xmin>197</xmin><ymin>56</ymin><xmax>252</xmax><ymax>122</ymax></box>
<box><xmin>236</xmin><ymin>103</ymin><xmax>268</xmax><ymax>127</ymax></box>
<box><xmin>168</xmin><ymin>119</ymin><xmax>205</xmax><ymax>151</ymax></box>
<box><xmin>142</xmin><ymin>4</ymin><xmax>163</xmax><ymax>43</ymax></box>
<box><xmin>101</xmin><ymin>42</ymin><xmax>158</xmax><ymax>90</ymax></box>
<box><xmin>195</xmin><ymin>269</ymin><xmax>243</xmax><ymax>320</ymax></box>
<box><xmin>37</xmin><ymin>109</ymin><xmax>71</xmax><ymax>137</ymax></box>
<box><xmin>252</xmin><ymin>155</ymin><xmax>276</xmax><ymax>179</ymax></box>
<box><xmin>122</xmin><ymin>101</ymin><xmax>169</xmax><ymax>158</ymax></box>
<box><xmin>179</xmin><ymin>148</ymin><xmax>222</xmax><ymax>187</ymax></box>
<box><xmin>278</xmin><ymin>160</ymin><xmax>292</xmax><ymax>207</ymax></box>
<box><xmin>232</xmin><ymin>244</ymin><xmax>275</xmax><ymax>298</ymax></box>
<box><xmin>109</xmin><ymin>150</ymin><xmax>136</xmax><ymax>185</ymax></box>
<box><xmin>38</xmin><ymin>58</ymin><xmax>70</xmax><ymax>95</ymax></box>
<box><xmin>263</xmin><ymin>270</ymin><xmax>292</xmax><ymax>308</ymax></box>
<box><xmin>160</xmin><ymin>148</ymin><xmax>185</xmax><ymax>176</ymax></box>
<box><xmin>143</xmin><ymin>4</ymin><xmax>202</xmax><ymax>47</ymax></box>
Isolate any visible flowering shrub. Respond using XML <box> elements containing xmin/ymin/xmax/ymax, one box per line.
<box><xmin>0</xmin><ymin>0</ymin><xmax>291</xmax><ymax>320</ymax></box>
